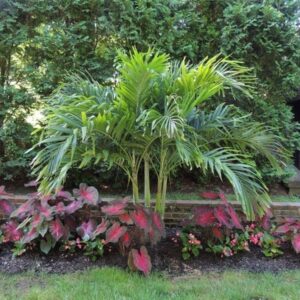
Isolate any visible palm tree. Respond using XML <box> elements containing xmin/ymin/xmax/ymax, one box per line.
<box><xmin>30</xmin><ymin>49</ymin><xmax>285</xmax><ymax>219</ymax></box>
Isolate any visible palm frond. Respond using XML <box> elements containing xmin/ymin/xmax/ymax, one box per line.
<box><xmin>202</xmin><ymin>148</ymin><xmax>271</xmax><ymax>219</ymax></box>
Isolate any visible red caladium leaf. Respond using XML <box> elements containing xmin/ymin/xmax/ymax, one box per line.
<box><xmin>73</xmin><ymin>183</ymin><xmax>99</xmax><ymax>206</ymax></box>
<box><xmin>148</xmin><ymin>225</ymin><xmax>163</xmax><ymax>246</ymax></box>
<box><xmin>218</xmin><ymin>192</ymin><xmax>228</xmax><ymax>203</ymax></box>
<box><xmin>2</xmin><ymin>220</ymin><xmax>23</xmax><ymax>242</ymax></box>
<box><xmin>130</xmin><ymin>246</ymin><xmax>152</xmax><ymax>276</ymax></box>
<box><xmin>50</xmin><ymin>218</ymin><xmax>65</xmax><ymax>241</ymax></box>
<box><xmin>226</xmin><ymin>205</ymin><xmax>243</xmax><ymax>230</ymax></box>
<box><xmin>22</xmin><ymin>227</ymin><xmax>38</xmax><ymax>244</ymax></box>
<box><xmin>260</xmin><ymin>209</ymin><xmax>272</xmax><ymax>230</ymax></box>
<box><xmin>55</xmin><ymin>202</ymin><xmax>66</xmax><ymax>215</ymax></box>
<box><xmin>101</xmin><ymin>199</ymin><xmax>128</xmax><ymax>216</ymax></box>
<box><xmin>193</xmin><ymin>206</ymin><xmax>216</xmax><ymax>227</ymax></box>
<box><xmin>93</xmin><ymin>219</ymin><xmax>109</xmax><ymax>237</ymax></box>
<box><xmin>0</xmin><ymin>199</ymin><xmax>15</xmax><ymax>215</ymax></box>
<box><xmin>130</xmin><ymin>206</ymin><xmax>149</xmax><ymax>231</ymax></box>
<box><xmin>120</xmin><ymin>231</ymin><xmax>132</xmax><ymax>248</ymax></box>
<box><xmin>151</xmin><ymin>211</ymin><xmax>165</xmax><ymax>237</ymax></box>
<box><xmin>77</xmin><ymin>219</ymin><xmax>97</xmax><ymax>240</ymax></box>
<box><xmin>24</xmin><ymin>180</ymin><xmax>39</xmax><ymax>187</ymax></box>
<box><xmin>201</xmin><ymin>192</ymin><xmax>219</xmax><ymax>200</ymax></box>
<box><xmin>105</xmin><ymin>222</ymin><xmax>127</xmax><ymax>243</ymax></box>
<box><xmin>118</xmin><ymin>213</ymin><xmax>133</xmax><ymax>224</ymax></box>
<box><xmin>31</xmin><ymin>214</ymin><xmax>44</xmax><ymax>228</ymax></box>
<box><xmin>10</xmin><ymin>199</ymin><xmax>35</xmax><ymax>218</ymax></box>
<box><xmin>65</xmin><ymin>200</ymin><xmax>83</xmax><ymax>214</ymax></box>
<box><xmin>214</xmin><ymin>205</ymin><xmax>232</xmax><ymax>228</ymax></box>
<box><xmin>292</xmin><ymin>234</ymin><xmax>300</xmax><ymax>254</ymax></box>
<box><xmin>37</xmin><ymin>203</ymin><xmax>53</xmax><ymax>220</ymax></box>
<box><xmin>212</xmin><ymin>226</ymin><xmax>223</xmax><ymax>239</ymax></box>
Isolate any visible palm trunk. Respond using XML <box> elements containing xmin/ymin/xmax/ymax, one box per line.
<box><xmin>155</xmin><ymin>148</ymin><xmax>167</xmax><ymax>214</ymax></box>
<box><xmin>131</xmin><ymin>152</ymin><xmax>139</xmax><ymax>203</ymax></box>
<box><xmin>161</xmin><ymin>175</ymin><xmax>168</xmax><ymax>216</ymax></box>
<box><xmin>144</xmin><ymin>158</ymin><xmax>151</xmax><ymax>207</ymax></box>
<box><xmin>155</xmin><ymin>175</ymin><xmax>163</xmax><ymax>213</ymax></box>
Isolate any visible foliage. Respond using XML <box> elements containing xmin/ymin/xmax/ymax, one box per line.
<box><xmin>0</xmin><ymin>184</ymin><xmax>164</xmax><ymax>275</ymax></box>
<box><xmin>0</xmin><ymin>0</ymin><xmax>299</xmax><ymax>185</ymax></box>
<box><xmin>31</xmin><ymin>49</ymin><xmax>285</xmax><ymax>219</ymax></box>
<box><xmin>178</xmin><ymin>192</ymin><xmax>296</xmax><ymax>259</ymax></box>
<box><xmin>179</xmin><ymin>230</ymin><xmax>202</xmax><ymax>260</ymax></box>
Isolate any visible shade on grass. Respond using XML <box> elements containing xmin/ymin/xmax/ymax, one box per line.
<box><xmin>0</xmin><ymin>268</ymin><xmax>300</xmax><ymax>300</ymax></box>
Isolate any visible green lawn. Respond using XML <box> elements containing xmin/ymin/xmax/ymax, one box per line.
<box><xmin>1</xmin><ymin>268</ymin><xmax>300</xmax><ymax>300</ymax></box>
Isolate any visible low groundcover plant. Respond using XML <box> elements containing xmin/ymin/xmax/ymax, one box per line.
<box><xmin>176</xmin><ymin>192</ymin><xmax>299</xmax><ymax>260</ymax></box>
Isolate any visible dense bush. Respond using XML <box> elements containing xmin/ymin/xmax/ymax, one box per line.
<box><xmin>0</xmin><ymin>0</ymin><xmax>299</xmax><ymax>184</ymax></box>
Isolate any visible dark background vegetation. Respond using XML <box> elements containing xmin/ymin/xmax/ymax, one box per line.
<box><xmin>0</xmin><ymin>0</ymin><xmax>299</xmax><ymax>189</ymax></box>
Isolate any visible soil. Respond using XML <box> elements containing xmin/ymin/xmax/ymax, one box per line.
<box><xmin>1</xmin><ymin>229</ymin><xmax>299</xmax><ymax>276</ymax></box>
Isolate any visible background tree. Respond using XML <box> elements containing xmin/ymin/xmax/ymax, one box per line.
<box><xmin>0</xmin><ymin>0</ymin><xmax>299</xmax><ymax>186</ymax></box>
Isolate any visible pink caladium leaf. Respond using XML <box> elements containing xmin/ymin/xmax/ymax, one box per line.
<box><xmin>226</xmin><ymin>205</ymin><xmax>243</xmax><ymax>230</ymax></box>
<box><xmin>55</xmin><ymin>202</ymin><xmax>66</xmax><ymax>215</ymax></box>
<box><xmin>151</xmin><ymin>212</ymin><xmax>165</xmax><ymax>237</ymax></box>
<box><xmin>55</xmin><ymin>188</ymin><xmax>72</xmax><ymax>200</ymax></box>
<box><xmin>93</xmin><ymin>219</ymin><xmax>109</xmax><ymax>237</ymax></box>
<box><xmin>193</xmin><ymin>206</ymin><xmax>216</xmax><ymax>227</ymax></box>
<box><xmin>260</xmin><ymin>209</ymin><xmax>272</xmax><ymax>230</ymax></box>
<box><xmin>130</xmin><ymin>246</ymin><xmax>152</xmax><ymax>276</ymax></box>
<box><xmin>292</xmin><ymin>234</ymin><xmax>300</xmax><ymax>254</ymax></box>
<box><xmin>10</xmin><ymin>199</ymin><xmax>35</xmax><ymax>218</ymax></box>
<box><xmin>22</xmin><ymin>227</ymin><xmax>38</xmax><ymax>244</ymax></box>
<box><xmin>2</xmin><ymin>220</ymin><xmax>23</xmax><ymax>242</ymax></box>
<box><xmin>65</xmin><ymin>200</ymin><xmax>83</xmax><ymax>214</ymax></box>
<box><xmin>214</xmin><ymin>205</ymin><xmax>232</xmax><ymax>228</ymax></box>
<box><xmin>105</xmin><ymin>222</ymin><xmax>127</xmax><ymax>243</ymax></box>
<box><xmin>120</xmin><ymin>231</ymin><xmax>132</xmax><ymax>248</ymax></box>
<box><xmin>37</xmin><ymin>203</ymin><xmax>53</xmax><ymax>220</ymax></box>
<box><xmin>275</xmin><ymin>223</ymin><xmax>291</xmax><ymax>234</ymax></box>
<box><xmin>0</xmin><ymin>199</ymin><xmax>15</xmax><ymax>215</ymax></box>
<box><xmin>73</xmin><ymin>183</ymin><xmax>99</xmax><ymax>206</ymax></box>
<box><xmin>118</xmin><ymin>213</ymin><xmax>133</xmax><ymax>224</ymax></box>
<box><xmin>130</xmin><ymin>206</ymin><xmax>149</xmax><ymax>231</ymax></box>
<box><xmin>201</xmin><ymin>192</ymin><xmax>219</xmax><ymax>200</ymax></box>
<box><xmin>31</xmin><ymin>214</ymin><xmax>44</xmax><ymax>228</ymax></box>
<box><xmin>50</xmin><ymin>218</ymin><xmax>65</xmax><ymax>241</ymax></box>
<box><xmin>77</xmin><ymin>219</ymin><xmax>97</xmax><ymax>241</ymax></box>
<box><xmin>101</xmin><ymin>199</ymin><xmax>128</xmax><ymax>216</ymax></box>
<box><xmin>24</xmin><ymin>180</ymin><xmax>39</xmax><ymax>187</ymax></box>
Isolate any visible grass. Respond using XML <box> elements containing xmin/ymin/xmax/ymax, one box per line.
<box><xmin>0</xmin><ymin>268</ymin><xmax>300</xmax><ymax>300</ymax></box>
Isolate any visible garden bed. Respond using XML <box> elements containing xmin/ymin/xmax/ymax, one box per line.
<box><xmin>1</xmin><ymin>228</ymin><xmax>300</xmax><ymax>276</ymax></box>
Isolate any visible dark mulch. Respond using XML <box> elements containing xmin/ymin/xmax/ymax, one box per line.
<box><xmin>1</xmin><ymin>228</ymin><xmax>300</xmax><ymax>276</ymax></box>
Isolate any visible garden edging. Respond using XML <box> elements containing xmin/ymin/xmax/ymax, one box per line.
<box><xmin>1</xmin><ymin>195</ymin><xmax>300</xmax><ymax>226</ymax></box>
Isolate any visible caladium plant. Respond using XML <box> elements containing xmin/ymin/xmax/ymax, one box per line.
<box><xmin>128</xmin><ymin>246</ymin><xmax>152</xmax><ymax>276</ymax></box>
<box><xmin>1</xmin><ymin>183</ymin><xmax>101</xmax><ymax>255</ymax></box>
<box><xmin>193</xmin><ymin>193</ymin><xmax>244</xmax><ymax>230</ymax></box>
<box><xmin>73</xmin><ymin>183</ymin><xmax>100</xmax><ymax>206</ymax></box>
<box><xmin>0</xmin><ymin>183</ymin><xmax>165</xmax><ymax>275</ymax></box>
